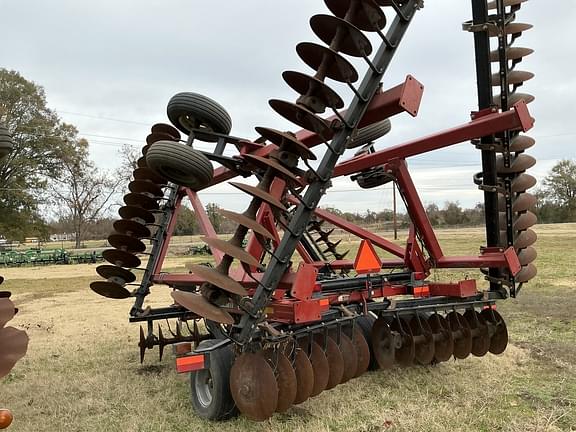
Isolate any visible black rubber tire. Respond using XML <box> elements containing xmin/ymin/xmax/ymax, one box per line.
<box><xmin>167</xmin><ymin>92</ymin><xmax>232</xmax><ymax>140</ymax></box>
<box><xmin>356</xmin><ymin>315</ymin><xmax>379</xmax><ymax>370</ymax></box>
<box><xmin>347</xmin><ymin>119</ymin><xmax>392</xmax><ymax>149</ymax></box>
<box><xmin>357</xmin><ymin>173</ymin><xmax>393</xmax><ymax>189</ymax></box>
<box><xmin>190</xmin><ymin>340</ymin><xmax>238</xmax><ymax>421</ymax></box>
<box><xmin>146</xmin><ymin>141</ymin><xmax>213</xmax><ymax>190</ymax></box>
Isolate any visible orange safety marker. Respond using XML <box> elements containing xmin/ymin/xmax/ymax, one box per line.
<box><xmin>176</xmin><ymin>354</ymin><xmax>205</xmax><ymax>373</ymax></box>
<box><xmin>353</xmin><ymin>239</ymin><xmax>383</xmax><ymax>274</ymax></box>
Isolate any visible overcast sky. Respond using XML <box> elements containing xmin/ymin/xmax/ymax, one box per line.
<box><xmin>1</xmin><ymin>0</ymin><xmax>573</xmax><ymax>213</ymax></box>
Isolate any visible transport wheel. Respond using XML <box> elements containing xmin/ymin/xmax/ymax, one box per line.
<box><xmin>167</xmin><ymin>92</ymin><xmax>232</xmax><ymax>139</ymax></box>
<box><xmin>357</xmin><ymin>314</ymin><xmax>379</xmax><ymax>370</ymax></box>
<box><xmin>146</xmin><ymin>141</ymin><xmax>214</xmax><ymax>190</ymax></box>
<box><xmin>346</xmin><ymin>119</ymin><xmax>391</xmax><ymax>149</ymax></box>
<box><xmin>190</xmin><ymin>340</ymin><xmax>238</xmax><ymax>421</ymax></box>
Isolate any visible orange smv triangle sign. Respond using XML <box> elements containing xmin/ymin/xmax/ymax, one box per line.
<box><xmin>353</xmin><ymin>239</ymin><xmax>382</xmax><ymax>274</ymax></box>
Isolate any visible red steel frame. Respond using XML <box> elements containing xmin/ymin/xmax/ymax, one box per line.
<box><xmin>149</xmin><ymin>76</ymin><xmax>532</xmax><ymax>323</ymax></box>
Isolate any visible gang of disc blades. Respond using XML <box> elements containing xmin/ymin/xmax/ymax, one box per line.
<box><xmin>170</xmin><ymin>291</ymin><xmax>234</xmax><ymax>325</ymax></box>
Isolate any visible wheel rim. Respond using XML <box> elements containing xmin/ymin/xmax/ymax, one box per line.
<box><xmin>195</xmin><ymin>369</ymin><xmax>214</xmax><ymax>408</ymax></box>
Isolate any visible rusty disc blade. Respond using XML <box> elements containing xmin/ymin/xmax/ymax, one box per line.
<box><xmin>491</xmin><ymin>70</ymin><xmax>534</xmax><ymax>87</ymax></box>
<box><xmin>391</xmin><ymin>317</ymin><xmax>415</xmax><ymax>366</ymax></box>
<box><xmin>514</xmin><ymin>211</ymin><xmax>537</xmax><ymax>232</ymax></box>
<box><xmin>513</xmin><ymin>193</ymin><xmax>537</xmax><ymax>213</ymax></box>
<box><xmin>409</xmin><ymin>315</ymin><xmax>435</xmax><ymax>365</ymax></box>
<box><xmin>200</xmin><ymin>237</ymin><xmax>262</xmax><ymax>269</ymax></box>
<box><xmin>133</xmin><ymin>167</ymin><xmax>167</xmax><ymax>185</ymax></box>
<box><xmin>446</xmin><ymin>312</ymin><xmax>472</xmax><ymax>359</ymax></box>
<box><xmin>229</xmin><ymin>182</ymin><xmax>287</xmax><ymax>212</ymax></box>
<box><xmin>254</xmin><ymin>126</ymin><xmax>316</xmax><ymax>160</ymax></box>
<box><xmin>137</xmin><ymin>156</ymin><xmax>148</xmax><ymax>168</ymax></box>
<box><xmin>219</xmin><ymin>209</ymin><xmax>275</xmax><ymax>240</ymax></box>
<box><xmin>113</xmin><ymin>219</ymin><xmax>151</xmax><ymax>239</ymax></box>
<box><xmin>292</xmin><ymin>348</ymin><xmax>315</xmax><ymax>404</ymax></box>
<box><xmin>496</xmin><ymin>154</ymin><xmax>536</xmax><ymax>174</ymax></box>
<box><xmin>510</xmin><ymin>135</ymin><xmax>536</xmax><ymax>153</ymax></box>
<box><xmin>129</xmin><ymin>179</ymin><xmax>164</xmax><ymax>197</ymax></box>
<box><xmin>428</xmin><ymin>314</ymin><xmax>454</xmax><ymax>363</ymax></box>
<box><xmin>108</xmin><ymin>233</ymin><xmax>146</xmax><ymax>253</ymax></box>
<box><xmin>283</xmin><ymin>71</ymin><xmax>344</xmax><ymax>111</ymax></box>
<box><xmin>118</xmin><ymin>205</ymin><xmax>156</xmax><ymax>224</ymax></box>
<box><xmin>151</xmin><ymin>123</ymin><xmax>181</xmax><ymax>140</ymax></box>
<box><xmin>102</xmin><ymin>249</ymin><xmax>141</xmax><ymax>268</ymax></box>
<box><xmin>263</xmin><ymin>349</ymin><xmax>297</xmax><ymax>413</ymax></box>
<box><xmin>351</xmin><ymin>327</ymin><xmax>370</xmax><ymax>377</ymax></box>
<box><xmin>171</xmin><ymin>291</ymin><xmax>234</xmax><ymax>325</ymax></box>
<box><xmin>96</xmin><ymin>265</ymin><xmax>136</xmax><ymax>284</ymax></box>
<box><xmin>146</xmin><ymin>131</ymin><xmax>176</xmax><ymax>146</ymax></box>
<box><xmin>0</xmin><ymin>298</ymin><xmax>16</xmax><ymax>328</ymax></box>
<box><xmin>336</xmin><ymin>333</ymin><xmax>358</xmax><ymax>383</ymax></box>
<box><xmin>515</xmin><ymin>229</ymin><xmax>537</xmax><ymax>249</ymax></box>
<box><xmin>489</xmin><ymin>22</ymin><xmax>532</xmax><ymax>37</ymax></box>
<box><xmin>90</xmin><ymin>281</ymin><xmax>132</xmax><ymax>299</ymax></box>
<box><xmin>269</xmin><ymin>99</ymin><xmax>331</xmax><ymax>138</ymax></box>
<box><xmin>0</xmin><ymin>327</ymin><xmax>29</xmax><ymax>379</ymax></box>
<box><xmin>490</xmin><ymin>46</ymin><xmax>533</xmax><ymax>62</ymax></box>
<box><xmin>230</xmin><ymin>352</ymin><xmax>278</xmax><ymax>421</ymax></box>
<box><xmin>487</xmin><ymin>0</ymin><xmax>527</xmax><ymax>9</ymax></box>
<box><xmin>242</xmin><ymin>154</ymin><xmax>304</xmax><ymax>186</ymax></box>
<box><xmin>310</xmin><ymin>14</ymin><xmax>372</xmax><ymax>57</ymax></box>
<box><xmin>0</xmin><ymin>291</ymin><xmax>10</xmax><ymax>298</ymax></box>
<box><xmin>494</xmin><ymin>92</ymin><xmax>535</xmax><ymax>108</ymax></box>
<box><xmin>124</xmin><ymin>192</ymin><xmax>160</xmax><ymax>210</ymax></box>
<box><xmin>186</xmin><ymin>264</ymin><xmax>248</xmax><ymax>296</ymax></box>
<box><xmin>325</xmin><ymin>0</ymin><xmax>386</xmax><ymax>31</ymax></box>
<box><xmin>480</xmin><ymin>309</ymin><xmax>509</xmax><ymax>354</ymax></box>
<box><xmin>313</xmin><ymin>335</ymin><xmax>343</xmax><ymax>390</ymax></box>
<box><xmin>371</xmin><ymin>317</ymin><xmax>394</xmax><ymax>369</ymax></box>
<box><xmin>511</xmin><ymin>173</ymin><xmax>537</xmax><ymax>193</ymax></box>
<box><xmin>296</xmin><ymin>42</ymin><xmax>359</xmax><ymax>83</ymax></box>
<box><xmin>299</xmin><ymin>340</ymin><xmax>329</xmax><ymax>397</ymax></box>
<box><xmin>517</xmin><ymin>246</ymin><xmax>537</xmax><ymax>266</ymax></box>
<box><xmin>463</xmin><ymin>310</ymin><xmax>490</xmax><ymax>357</ymax></box>
<box><xmin>516</xmin><ymin>263</ymin><xmax>537</xmax><ymax>283</ymax></box>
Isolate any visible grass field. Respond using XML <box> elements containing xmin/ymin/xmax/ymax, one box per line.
<box><xmin>1</xmin><ymin>224</ymin><xmax>575</xmax><ymax>431</ymax></box>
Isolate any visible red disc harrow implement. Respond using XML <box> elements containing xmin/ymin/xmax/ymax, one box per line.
<box><xmin>91</xmin><ymin>0</ymin><xmax>537</xmax><ymax>421</ymax></box>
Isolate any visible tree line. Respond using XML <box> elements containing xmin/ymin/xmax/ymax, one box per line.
<box><xmin>1</xmin><ymin>69</ymin><xmax>574</xmax><ymax>247</ymax></box>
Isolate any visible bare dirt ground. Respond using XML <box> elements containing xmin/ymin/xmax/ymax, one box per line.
<box><xmin>1</xmin><ymin>224</ymin><xmax>575</xmax><ymax>431</ymax></box>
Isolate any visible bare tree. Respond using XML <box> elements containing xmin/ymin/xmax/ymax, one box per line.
<box><xmin>51</xmin><ymin>139</ymin><xmax>122</xmax><ymax>248</ymax></box>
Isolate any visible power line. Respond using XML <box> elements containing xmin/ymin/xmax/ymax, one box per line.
<box><xmin>55</xmin><ymin>110</ymin><xmax>150</xmax><ymax>126</ymax></box>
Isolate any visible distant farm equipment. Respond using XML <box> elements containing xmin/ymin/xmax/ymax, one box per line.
<box><xmin>0</xmin><ymin>248</ymin><xmax>103</xmax><ymax>267</ymax></box>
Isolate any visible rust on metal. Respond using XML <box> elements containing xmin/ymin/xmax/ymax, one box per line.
<box><xmin>480</xmin><ymin>309</ymin><xmax>508</xmax><ymax>354</ymax></box>
<box><xmin>262</xmin><ymin>349</ymin><xmax>297</xmax><ymax>413</ymax></box>
<box><xmin>428</xmin><ymin>314</ymin><xmax>454</xmax><ymax>363</ymax></box>
<box><xmin>96</xmin><ymin>265</ymin><xmax>136</xmax><ymax>284</ymax></box>
<box><xmin>242</xmin><ymin>154</ymin><xmax>304</xmax><ymax>186</ymax></box>
<box><xmin>491</xmin><ymin>70</ymin><xmax>534</xmax><ymax>86</ymax></box>
<box><xmin>113</xmin><ymin>219</ymin><xmax>151</xmax><ymax>239</ymax></box>
<box><xmin>133</xmin><ymin>167</ymin><xmax>167</xmax><ymax>185</ymax></box>
<box><xmin>255</xmin><ymin>126</ymin><xmax>316</xmax><ymax>160</ymax></box>
<box><xmin>447</xmin><ymin>312</ymin><xmax>472</xmax><ymax>360</ymax></box>
<box><xmin>102</xmin><ymin>249</ymin><xmax>141</xmax><ymax>268</ymax></box>
<box><xmin>186</xmin><ymin>264</ymin><xmax>248</xmax><ymax>296</ymax></box>
<box><xmin>490</xmin><ymin>46</ymin><xmax>533</xmax><ymax>62</ymax></box>
<box><xmin>219</xmin><ymin>209</ymin><xmax>275</xmax><ymax>240</ymax></box>
<box><xmin>118</xmin><ymin>205</ymin><xmax>156</xmax><ymax>224</ymax></box>
<box><xmin>129</xmin><ymin>180</ymin><xmax>164</xmax><ymax>198</ymax></box>
<box><xmin>171</xmin><ymin>291</ymin><xmax>234</xmax><ymax>325</ymax></box>
<box><xmin>201</xmin><ymin>237</ymin><xmax>263</xmax><ymax>269</ymax></box>
<box><xmin>229</xmin><ymin>182</ymin><xmax>287</xmax><ymax>212</ymax></box>
<box><xmin>268</xmin><ymin>99</ymin><xmax>331</xmax><ymax>138</ymax></box>
<box><xmin>296</xmin><ymin>42</ymin><xmax>359</xmax><ymax>83</ymax></box>
<box><xmin>0</xmin><ymin>325</ymin><xmax>29</xmax><ymax>379</ymax></box>
<box><xmin>514</xmin><ymin>228</ymin><xmax>537</xmax><ymax>249</ymax></box>
<box><xmin>123</xmin><ymin>192</ymin><xmax>160</xmax><ymax>210</ymax></box>
<box><xmin>230</xmin><ymin>352</ymin><xmax>279</xmax><ymax>421</ymax></box>
<box><xmin>310</xmin><ymin>14</ymin><xmax>372</xmax><ymax>57</ymax></box>
<box><xmin>90</xmin><ymin>281</ymin><xmax>132</xmax><ymax>299</ymax></box>
<box><xmin>150</xmin><ymin>123</ymin><xmax>181</xmax><ymax>140</ymax></box>
<box><xmin>371</xmin><ymin>317</ymin><xmax>395</xmax><ymax>369</ymax></box>
<box><xmin>108</xmin><ymin>233</ymin><xmax>147</xmax><ymax>253</ymax></box>
<box><xmin>301</xmin><ymin>340</ymin><xmax>329</xmax><ymax>397</ymax></box>
<box><xmin>324</xmin><ymin>0</ymin><xmax>386</xmax><ymax>31</ymax></box>
<box><xmin>292</xmin><ymin>348</ymin><xmax>314</xmax><ymax>404</ymax></box>
<box><xmin>283</xmin><ymin>71</ymin><xmax>344</xmax><ymax>111</ymax></box>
